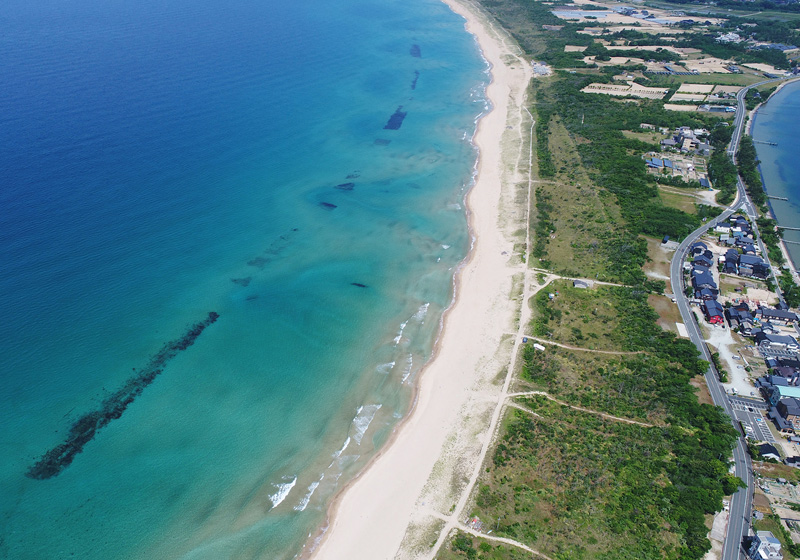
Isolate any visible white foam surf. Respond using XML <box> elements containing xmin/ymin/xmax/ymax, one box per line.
<box><xmin>413</xmin><ymin>302</ymin><xmax>429</xmax><ymax>322</ymax></box>
<box><xmin>393</xmin><ymin>320</ymin><xmax>408</xmax><ymax>345</ymax></box>
<box><xmin>352</xmin><ymin>404</ymin><xmax>381</xmax><ymax>445</ymax></box>
<box><xmin>269</xmin><ymin>476</ymin><xmax>297</xmax><ymax>509</ymax></box>
<box><xmin>401</xmin><ymin>354</ymin><xmax>414</xmax><ymax>384</ymax></box>
<box><xmin>377</xmin><ymin>361</ymin><xmax>395</xmax><ymax>374</ymax></box>
<box><xmin>333</xmin><ymin>436</ymin><xmax>351</xmax><ymax>459</ymax></box>
<box><xmin>294</xmin><ymin>476</ymin><xmax>323</xmax><ymax>512</ymax></box>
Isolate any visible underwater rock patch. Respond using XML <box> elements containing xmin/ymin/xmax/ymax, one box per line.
<box><xmin>26</xmin><ymin>312</ymin><xmax>220</xmax><ymax>480</ymax></box>
<box><xmin>247</xmin><ymin>256</ymin><xmax>269</xmax><ymax>269</ymax></box>
<box><xmin>410</xmin><ymin>44</ymin><xmax>421</xmax><ymax>58</ymax></box>
<box><xmin>231</xmin><ymin>277</ymin><xmax>251</xmax><ymax>287</ymax></box>
<box><xmin>384</xmin><ymin>106</ymin><xmax>407</xmax><ymax>130</ymax></box>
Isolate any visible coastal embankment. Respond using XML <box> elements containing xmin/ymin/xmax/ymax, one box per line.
<box><xmin>307</xmin><ymin>0</ymin><xmax>532</xmax><ymax>558</ymax></box>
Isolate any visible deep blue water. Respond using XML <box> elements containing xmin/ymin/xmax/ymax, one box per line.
<box><xmin>752</xmin><ymin>80</ymin><xmax>800</xmax><ymax>268</ymax></box>
<box><xmin>0</xmin><ymin>0</ymin><xmax>487</xmax><ymax>557</ymax></box>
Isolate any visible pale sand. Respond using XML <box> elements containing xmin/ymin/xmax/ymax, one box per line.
<box><xmin>306</xmin><ymin>0</ymin><xmax>532</xmax><ymax>558</ymax></box>
<box><xmin>678</xmin><ymin>83</ymin><xmax>715</xmax><ymax>94</ymax></box>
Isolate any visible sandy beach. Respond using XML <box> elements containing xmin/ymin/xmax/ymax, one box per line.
<box><xmin>307</xmin><ymin>0</ymin><xmax>533</xmax><ymax>558</ymax></box>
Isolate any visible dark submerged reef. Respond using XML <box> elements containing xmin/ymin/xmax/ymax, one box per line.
<box><xmin>411</xmin><ymin>70</ymin><xmax>419</xmax><ymax>90</ymax></box>
<box><xmin>26</xmin><ymin>312</ymin><xmax>220</xmax><ymax>480</ymax></box>
<box><xmin>335</xmin><ymin>182</ymin><xmax>355</xmax><ymax>191</ymax></box>
<box><xmin>383</xmin><ymin>106</ymin><xmax>407</xmax><ymax>130</ymax></box>
<box><xmin>319</xmin><ymin>202</ymin><xmax>337</xmax><ymax>210</ymax></box>
<box><xmin>351</xmin><ymin>282</ymin><xmax>368</xmax><ymax>288</ymax></box>
<box><xmin>410</xmin><ymin>44</ymin><xmax>421</xmax><ymax>58</ymax></box>
<box><xmin>231</xmin><ymin>277</ymin><xmax>252</xmax><ymax>287</ymax></box>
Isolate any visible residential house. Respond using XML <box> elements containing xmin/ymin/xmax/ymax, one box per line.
<box><xmin>703</xmin><ymin>300</ymin><xmax>725</xmax><ymax>324</ymax></box>
<box><xmin>758</xmin><ymin>307</ymin><xmax>799</xmax><ymax>326</ymax></box>
<box><xmin>696</xmin><ymin>287</ymin><xmax>717</xmax><ymax>301</ymax></box>
<box><xmin>693</xmin><ymin>254</ymin><xmax>713</xmax><ymax>268</ymax></box>
<box><xmin>722</xmin><ymin>249</ymin><xmax>739</xmax><ymax>274</ymax></box>
<box><xmin>737</xmin><ymin>241</ymin><xmax>757</xmax><ymax>255</ymax></box>
<box><xmin>747</xmin><ymin>530</ymin><xmax>783</xmax><ymax>560</ymax></box>
<box><xmin>739</xmin><ymin>255</ymin><xmax>769</xmax><ymax>279</ymax></box>
<box><xmin>726</xmin><ymin>304</ymin><xmax>755</xmax><ymax>334</ymax></box>
<box><xmin>759</xmin><ymin>443</ymin><xmax>782</xmax><ymax>461</ymax></box>
<box><xmin>733</xmin><ymin>215</ymin><xmax>751</xmax><ymax>229</ymax></box>
<box><xmin>779</xmin><ymin>357</ymin><xmax>800</xmax><ymax>370</ymax></box>
<box><xmin>770</xmin><ymin>407</ymin><xmax>795</xmax><ymax>434</ymax></box>
<box><xmin>773</xmin><ymin>367</ymin><xmax>800</xmax><ymax>384</ymax></box>
<box><xmin>690</xmin><ymin>241</ymin><xmax>708</xmax><ymax>256</ymax></box>
<box><xmin>692</xmin><ymin>269</ymin><xmax>717</xmax><ymax>292</ymax></box>
<box><xmin>755</xmin><ymin>332</ymin><xmax>800</xmax><ymax>352</ymax></box>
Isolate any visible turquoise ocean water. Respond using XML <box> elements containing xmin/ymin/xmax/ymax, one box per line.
<box><xmin>0</xmin><ymin>0</ymin><xmax>487</xmax><ymax>557</ymax></box>
<box><xmin>752</xmin><ymin>80</ymin><xmax>800</xmax><ymax>268</ymax></box>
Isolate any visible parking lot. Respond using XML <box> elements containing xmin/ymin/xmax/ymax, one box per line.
<box><xmin>730</xmin><ymin>396</ymin><xmax>768</xmax><ymax>411</ymax></box>
<box><xmin>731</xmin><ymin>398</ymin><xmax>777</xmax><ymax>445</ymax></box>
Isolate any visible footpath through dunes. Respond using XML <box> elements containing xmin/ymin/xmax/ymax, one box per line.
<box><xmin>308</xmin><ymin>0</ymin><xmax>534</xmax><ymax>557</ymax></box>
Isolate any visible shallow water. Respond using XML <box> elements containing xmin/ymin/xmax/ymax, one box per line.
<box><xmin>752</xmin><ymin>80</ymin><xmax>800</xmax><ymax>268</ymax></box>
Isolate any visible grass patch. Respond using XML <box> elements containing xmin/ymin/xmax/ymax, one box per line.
<box><xmin>474</xmin><ymin>392</ymin><xmax>736</xmax><ymax>560</ymax></box>
<box><xmin>754</xmin><ymin>461</ymin><xmax>800</xmax><ymax>483</ymax></box>
<box><xmin>644</xmin><ymin>236</ymin><xmax>673</xmax><ymax>291</ymax></box>
<box><xmin>530</xmin><ymin>281</ymin><xmax>622</xmax><ymax>350</ymax></box>
<box><xmin>649</xmin><ymin>293</ymin><xmax>681</xmax><ymax>334</ymax></box>
<box><xmin>621</xmin><ymin>129</ymin><xmax>663</xmax><ymax>144</ymax></box>
<box><xmin>689</xmin><ymin>374</ymin><xmax>714</xmax><ymax>406</ymax></box>
<box><xmin>530</xmin><ymin>115</ymin><xmax>628</xmax><ymax>280</ymax></box>
<box><xmin>660</xmin><ymin>190</ymin><xmax>699</xmax><ymax>215</ymax></box>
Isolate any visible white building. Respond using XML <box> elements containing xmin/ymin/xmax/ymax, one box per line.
<box><xmin>748</xmin><ymin>531</ymin><xmax>783</xmax><ymax>560</ymax></box>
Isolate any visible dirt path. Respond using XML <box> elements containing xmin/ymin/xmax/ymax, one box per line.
<box><xmin>518</xmin><ymin>335</ymin><xmax>644</xmax><ymax>356</ymax></box>
<box><xmin>458</xmin><ymin>524</ymin><xmax>555</xmax><ymax>560</ymax></box>
<box><xmin>425</xmin><ymin>89</ymin><xmax>540</xmax><ymax>560</ymax></box>
<box><xmin>508</xmin><ymin>390</ymin><xmax>656</xmax><ymax>427</ymax></box>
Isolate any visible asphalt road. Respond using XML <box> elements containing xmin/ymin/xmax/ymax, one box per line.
<box><xmin>668</xmin><ymin>78</ymin><xmax>789</xmax><ymax>560</ymax></box>
<box><xmin>670</xmin><ymin>193</ymin><xmax>753</xmax><ymax>560</ymax></box>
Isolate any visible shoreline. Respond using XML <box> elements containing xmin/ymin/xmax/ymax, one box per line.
<box><xmin>304</xmin><ymin>0</ymin><xmax>532</xmax><ymax>558</ymax></box>
<box><xmin>750</xmin><ymin>79</ymin><xmax>800</xmax><ymax>283</ymax></box>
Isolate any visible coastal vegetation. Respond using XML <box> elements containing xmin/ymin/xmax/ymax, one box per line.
<box><xmin>737</xmin><ymin>135</ymin><xmax>767</xmax><ymax>208</ymax></box>
<box><xmin>437</xmin><ymin>0</ymin><xmax>763</xmax><ymax>557</ymax></box>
